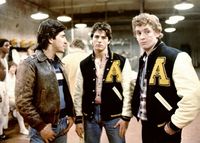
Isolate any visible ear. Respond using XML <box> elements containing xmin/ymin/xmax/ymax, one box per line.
<box><xmin>155</xmin><ymin>31</ymin><xmax>161</xmax><ymax>38</ymax></box>
<box><xmin>48</xmin><ymin>38</ymin><xmax>54</xmax><ymax>44</ymax></box>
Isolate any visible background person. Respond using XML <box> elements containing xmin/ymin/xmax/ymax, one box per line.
<box><xmin>62</xmin><ymin>38</ymin><xmax>89</xmax><ymax>100</ymax></box>
<box><xmin>5</xmin><ymin>61</ymin><xmax>29</xmax><ymax>135</ymax></box>
<box><xmin>0</xmin><ymin>38</ymin><xmax>11</xmax><ymax>140</ymax></box>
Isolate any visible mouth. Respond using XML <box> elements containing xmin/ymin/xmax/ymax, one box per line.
<box><xmin>140</xmin><ymin>42</ymin><xmax>147</xmax><ymax>45</ymax></box>
<box><xmin>96</xmin><ymin>44</ymin><xmax>102</xmax><ymax>47</ymax></box>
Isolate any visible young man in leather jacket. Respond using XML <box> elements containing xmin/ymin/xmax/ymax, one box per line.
<box><xmin>15</xmin><ymin>19</ymin><xmax>74</xmax><ymax>143</ymax></box>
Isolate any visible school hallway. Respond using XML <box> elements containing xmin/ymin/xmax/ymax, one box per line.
<box><xmin>2</xmin><ymin>113</ymin><xmax>200</xmax><ymax>143</ymax></box>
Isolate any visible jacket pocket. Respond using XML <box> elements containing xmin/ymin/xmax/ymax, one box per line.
<box><xmin>154</xmin><ymin>92</ymin><xmax>172</xmax><ymax>111</ymax></box>
<box><xmin>112</xmin><ymin>86</ymin><xmax>122</xmax><ymax>100</ymax></box>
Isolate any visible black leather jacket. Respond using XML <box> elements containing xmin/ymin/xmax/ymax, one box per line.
<box><xmin>16</xmin><ymin>50</ymin><xmax>74</xmax><ymax>131</ymax></box>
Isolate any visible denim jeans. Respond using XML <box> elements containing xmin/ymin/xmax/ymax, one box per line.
<box><xmin>29</xmin><ymin>117</ymin><xmax>67</xmax><ymax>143</ymax></box>
<box><xmin>84</xmin><ymin>105</ymin><xmax>125</xmax><ymax>143</ymax></box>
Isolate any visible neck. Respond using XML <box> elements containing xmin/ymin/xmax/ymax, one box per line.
<box><xmin>0</xmin><ymin>52</ymin><xmax>6</xmax><ymax>58</ymax></box>
<box><xmin>146</xmin><ymin>39</ymin><xmax>159</xmax><ymax>56</ymax></box>
<box><xmin>95</xmin><ymin>48</ymin><xmax>108</xmax><ymax>60</ymax></box>
<box><xmin>9</xmin><ymin>72</ymin><xmax>15</xmax><ymax>77</ymax></box>
<box><xmin>43</xmin><ymin>46</ymin><xmax>56</xmax><ymax>60</ymax></box>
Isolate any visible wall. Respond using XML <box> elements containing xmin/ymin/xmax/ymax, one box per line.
<box><xmin>164</xmin><ymin>21</ymin><xmax>200</xmax><ymax>67</ymax></box>
<box><xmin>0</xmin><ymin>0</ymin><xmax>39</xmax><ymax>44</ymax></box>
<box><xmin>0</xmin><ymin>0</ymin><xmax>199</xmax><ymax>70</ymax></box>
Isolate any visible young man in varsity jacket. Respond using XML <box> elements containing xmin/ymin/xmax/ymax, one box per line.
<box><xmin>73</xmin><ymin>22</ymin><xmax>133</xmax><ymax>143</ymax></box>
<box><xmin>131</xmin><ymin>13</ymin><xmax>200</xmax><ymax>143</ymax></box>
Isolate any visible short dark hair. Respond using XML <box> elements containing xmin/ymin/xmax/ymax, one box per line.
<box><xmin>8</xmin><ymin>61</ymin><xmax>17</xmax><ymax>70</ymax></box>
<box><xmin>90</xmin><ymin>22</ymin><xmax>112</xmax><ymax>40</ymax></box>
<box><xmin>37</xmin><ymin>19</ymin><xmax>66</xmax><ymax>50</ymax></box>
<box><xmin>0</xmin><ymin>39</ymin><xmax>9</xmax><ymax>48</ymax></box>
<box><xmin>70</xmin><ymin>39</ymin><xmax>85</xmax><ymax>50</ymax></box>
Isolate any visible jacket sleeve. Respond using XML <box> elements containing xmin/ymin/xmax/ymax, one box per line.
<box><xmin>73</xmin><ymin>66</ymin><xmax>84</xmax><ymax>123</ymax></box>
<box><xmin>171</xmin><ymin>52</ymin><xmax>200</xmax><ymax>129</ymax></box>
<box><xmin>15</xmin><ymin>61</ymin><xmax>46</xmax><ymax>131</ymax></box>
<box><xmin>121</xmin><ymin>59</ymin><xmax>136</xmax><ymax>120</ymax></box>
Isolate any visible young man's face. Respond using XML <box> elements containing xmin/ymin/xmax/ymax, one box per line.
<box><xmin>92</xmin><ymin>30</ymin><xmax>110</xmax><ymax>53</ymax></box>
<box><xmin>135</xmin><ymin>24</ymin><xmax>160</xmax><ymax>52</ymax></box>
<box><xmin>51</xmin><ymin>31</ymin><xmax>68</xmax><ymax>53</ymax></box>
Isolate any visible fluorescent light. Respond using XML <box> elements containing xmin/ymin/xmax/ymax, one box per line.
<box><xmin>169</xmin><ymin>15</ymin><xmax>185</xmax><ymax>21</ymax></box>
<box><xmin>174</xmin><ymin>1</ymin><xmax>194</xmax><ymax>10</ymax></box>
<box><xmin>75</xmin><ymin>23</ymin><xmax>87</xmax><ymax>28</ymax></box>
<box><xmin>165</xmin><ymin>19</ymin><xmax>178</xmax><ymax>25</ymax></box>
<box><xmin>57</xmin><ymin>15</ymin><xmax>72</xmax><ymax>22</ymax></box>
<box><xmin>31</xmin><ymin>12</ymin><xmax>49</xmax><ymax>20</ymax></box>
<box><xmin>165</xmin><ymin>15</ymin><xmax>185</xmax><ymax>25</ymax></box>
<box><xmin>0</xmin><ymin>0</ymin><xmax>6</xmax><ymax>5</ymax></box>
<box><xmin>164</xmin><ymin>27</ymin><xmax>176</xmax><ymax>33</ymax></box>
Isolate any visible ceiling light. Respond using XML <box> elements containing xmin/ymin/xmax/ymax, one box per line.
<box><xmin>57</xmin><ymin>15</ymin><xmax>72</xmax><ymax>22</ymax></box>
<box><xmin>0</xmin><ymin>0</ymin><xmax>6</xmax><ymax>5</ymax></box>
<box><xmin>164</xmin><ymin>27</ymin><xmax>176</xmax><ymax>33</ymax></box>
<box><xmin>174</xmin><ymin>0</ymin><xmax>194</xmax><ymax>10</ymax></box>
<box><xmin>31</xmin><ymin>12</ymin><xmax>49</xmax><ymax>20</ymax></box>
<box><xmin>165</xmin><ymin>19</ymin><xmax>179</xmax><ymax>25</ymax></box>
<box><xmin>75</xmin><ymin>23</ymin><xmax>87</xmax><ymax>29</ymax></box>
<box><xmin>169</xmin><ymin>15</ymin><xmax>185</xmax><ymax>21</ymax></box>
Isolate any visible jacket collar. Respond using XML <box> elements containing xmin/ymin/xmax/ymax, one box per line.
<box><xmin>35</xmin><ymin>50</ymin><xmax>61</xmax><ymax>64</ymax></box>
<box><xmin>91</xmin><ymin>46</ymin><xmax>114</xmax><ymax>61</ymax></box>
<box><xmin>141</xmin><ymin>39</ymin><xmax>165</xmax><ymax>58</ymax></box>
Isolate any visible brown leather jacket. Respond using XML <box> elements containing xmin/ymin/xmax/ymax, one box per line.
<box><xmin>15</xmin><ymin>50</ymin><xmax>74</xmax><ymax>131</ymax></box>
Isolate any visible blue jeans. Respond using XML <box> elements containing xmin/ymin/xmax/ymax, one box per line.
<box><xmin>29</xmin><ymin>117</ymin><xmax>67</xmax><ymax>143</ymax></box>
<box><xmin>84</xmin><ymin>105</ymin><xmax>125</xmax><ymax>143</ymax></box>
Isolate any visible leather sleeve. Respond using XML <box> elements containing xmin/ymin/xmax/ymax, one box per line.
<box><xmin>15</xmin><ymin>61</ymin><xmax>46</xmax><ymax>131</ymax></box>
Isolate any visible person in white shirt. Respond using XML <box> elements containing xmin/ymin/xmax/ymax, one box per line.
<box><xmin>0</xmin><ymin>38</ymin><xmax>10</xmax><ymax>140</ymax></box>
<box><xmin>5</xmin><ymin>61</ymin><xmax>29</xmax><ymax>135</ymax></box>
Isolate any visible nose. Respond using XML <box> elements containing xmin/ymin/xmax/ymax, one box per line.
<box><xmin>97</xmin><ymin>37</ymin><xmax>102</xmax><ymax>42</ymax></box>
<box><xmin>139</xmin><ymin>32</ymin><xmax>146</xmax><ymax>39</ymax></box>
<box><xmin>64</xmin><ymin>37</ymin><xmax>68</xmax><ymax>44</ymax></box>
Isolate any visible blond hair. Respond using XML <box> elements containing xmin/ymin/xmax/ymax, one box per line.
<box><xmin>132</xmin><ymin>13</ymin><xmax>163</xmax><ymax>39</ymax></box>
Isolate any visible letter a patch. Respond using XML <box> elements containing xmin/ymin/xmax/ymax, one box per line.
<box><xmin>105</xmin><ymin>60</ymin><xmax>122</xmax><ymax>83</ymax></box>
<box><xmin>149</xmin><ymin>57</ymin><xmax>170</xmax><ymax>86</ymax></box>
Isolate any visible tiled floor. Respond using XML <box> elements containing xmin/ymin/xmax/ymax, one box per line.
<box><xmin>2</xmin><ymin>113</ymin><xmax>200</xmax><ymax>143</ymax></box>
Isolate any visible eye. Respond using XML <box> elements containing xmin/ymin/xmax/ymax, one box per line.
<box><xmin>101</xmin><ymin>36</ymin><xmax>107</xmax><ymax>39</ymax></box>
<box><xmin>136</xmin><ymin>31</ymin><xmax>141</xmax><ymax>36</ymax></box>
<box><xmin>144</xmin><ymin>30</ymin><xmax>150</xmax><ymax>34</ymax></box>
<box><xmin>94</xmin><ymin>35</ymin><xmax>99</xmax><ymax>39</ymax></box>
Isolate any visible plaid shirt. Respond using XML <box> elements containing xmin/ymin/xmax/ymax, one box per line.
<box><xmin>137</xmin><ymin>56</ymin><xmax>148</xmax><ymax>121</ymax></box>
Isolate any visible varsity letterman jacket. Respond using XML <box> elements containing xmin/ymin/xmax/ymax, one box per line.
<box><xmin>74</xmin><ymin>48</ymin><xmax>133</xmax><ymax>123</ymax></box>
<box><xmin>132</xmin><ymin>41</ymin><xmax>200</xmax><ymax>130</ymax></box>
